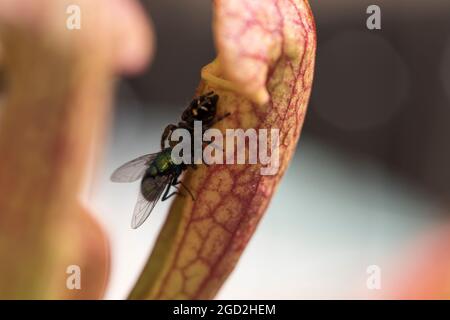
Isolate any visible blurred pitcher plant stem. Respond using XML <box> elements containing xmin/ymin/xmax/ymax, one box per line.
<box><xmin>0</xmin><ymin>0</ymin><xmax>152</xmax><ymax>299</ymax></box>
<box><xmin>0</xmin><ymin>0</ymin><xmax>316</xmax><ymax>299</ymax></box>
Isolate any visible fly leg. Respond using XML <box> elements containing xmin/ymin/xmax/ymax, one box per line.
<box><xmin>161</xmin><ymin>124</ymin><xmax>178</xmax><ymax>150</ymax></box>
<box><xmin>203</xmin><ymin>91</ymin><xmax>215</xmax><ymax>98</ymax></box>
<box><xmin>178</xmin><ymin>121</ymin><xmax>193</xmax><ymax>130</ymax></box>
<box><xmin>161</xmin><ymin>175</ymin><xmax>195</xmax><ymax>201</ymax></box>
<box><xmin>215</xmin><ymin>112</ymin><xmax>231</xmax><ymax>124</ymax></box>
<box><xmin>175</xmin><ymin>180</ymin><xmax>195</xmax><ymax>201</ymax></box>
<box><xmin>162</xmin><ymin>179</ymin><xmax>182</xmax><ymax>201</ymax></box>
<box><xmin>171</xmin><ymin>173</ymin><xmax>196</xmax><ymax>201</ymax></box>
<box><xmin>203</xmin><ymin>112</ymin><xmax>231</xmax><ymax>130</ymax></box>
<box><xmin>161</xmin><ymin>181</ymin><xmax>177</xmax><ymax>201</ymax></box>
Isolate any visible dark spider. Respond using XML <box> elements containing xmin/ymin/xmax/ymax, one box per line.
<box><xmin>160</xmin><ymin>91</ymin><xmax>230</xmax><ymax>150</ymax></box>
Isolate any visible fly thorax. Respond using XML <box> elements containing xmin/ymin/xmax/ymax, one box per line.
<box><xmin>155</xmin><ymin>151</ymin><xmax>172</xmax><ymax>173</ymax></box>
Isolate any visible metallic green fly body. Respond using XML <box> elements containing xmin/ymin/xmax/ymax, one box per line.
<box><xmin>111</xmin><ymin>91</ymin><xmax>228</xmax><ymax>229</ymax></box>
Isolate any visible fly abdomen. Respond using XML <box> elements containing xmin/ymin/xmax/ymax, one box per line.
<box><xmin>141</xmin><ymin>175</ymin><xmax>162</xmax><ymax>202</ymax></box>
<box><xmin>147</xmin><ymin>165</ymin><xmax>158</xmax><ymax>177</ymax></box>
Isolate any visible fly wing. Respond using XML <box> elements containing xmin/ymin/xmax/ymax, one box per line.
<box><xmin>131</xmin><ymin>174</ymin><xmax>172</xmax><ymax>229</ymax></box>
<box><xmin>111</xmin><ymin>153</ymin><xmax>158</xmax><ymax>183</ymax></box>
